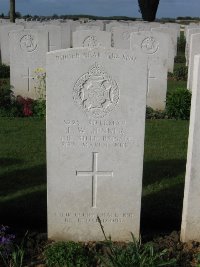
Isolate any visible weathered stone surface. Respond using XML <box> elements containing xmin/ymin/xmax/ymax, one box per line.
<box><xmin>181</xmin><ymin>54</ymin><xmax>200</xmax><ymax>242</ymax></box>
<box><xmin>46</xmin><ymin>47</ymin><xmax>147</xmax><ymax>242</ymax></box>
<box><xmin>187</xmin><ymin>33</ymin><xmax>200</xmax><ymax>90</ymax></box>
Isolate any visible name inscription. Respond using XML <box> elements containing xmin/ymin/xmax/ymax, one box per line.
<box><xmin>61</xmin><ymin>119</ymin><xmax>134</xmax><ymax>149</ymax></box>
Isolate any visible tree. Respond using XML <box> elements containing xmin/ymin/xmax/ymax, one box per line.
<box><xmin>10</xmin><ymin>0</ymin><xmax>15</xmax><ymax>23</ymax></box>
<box><xmin>138</xmin><ymin>0</ymin><xmax>160</xmax><ymax>22</ymax></box>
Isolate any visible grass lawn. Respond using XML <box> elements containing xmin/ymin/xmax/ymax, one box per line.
<box><xmin>0</xmin><ymin>117</ymin><xmax>189</xmax><ymax>236</ymax></box>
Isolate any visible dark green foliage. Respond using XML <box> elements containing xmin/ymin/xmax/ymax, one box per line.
<box><xmin>173</xmin><ymin>65</ymin><xmax>188</xmax><ymax>81</ymax></box>
<box><xmin>177</xmin><ymin>34</ymin><xmax>186</xmax><ymax>54</ymax></box>
<box><xmin>44</xmin><ymin>241</ymin><xmax>94</xmax><ymax>267</ymax></box>
<box><xmin>166</xmin><ymin>88</ymin><xmax>191</xmax><ymax>120</ymax></box>
<box><xmin>0</xmin><ymin>65</ymin><xmax>10</xmax><ymax>78</ymax></box>
<box><xmin>174</xmin><ymin>55</ymin><xmax>186</xmax><ymax>64</ymax></box>
<box><xmin>33</xmin><ymin>100</ymin><xmax>46</xmax><ymax>118</ymax></box>
<box><xmin>146</xmin><ymin>107</ymin><xmax>167</xmax><ymax>119</ymax></box>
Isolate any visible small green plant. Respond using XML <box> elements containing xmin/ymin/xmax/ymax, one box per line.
<box><xmin>0</xmin><ymin>64</ymin><xmax>10</xmax><ymax>78</ymax></box>
<box><xmin>44</xmin><ymin>241</ymin><xmax>94</xmax><ymax>267</ymax></box>
<box><xmin>0</xmin><ymin>226</ymin><xmax>26</xmax><ymax>267</ymax></box>
<box><xmin>100</xmin><ymin>237</ymin><xmax>176</xmax><ymax>267</ymax></box>
<box><xmin>173</xmin><ymin>65</ymin><xmax>188</xmax><ymax>81</ymax></box>
<box><xmin>174</xmin><ymin>55</ymin><xmax>186</xmax><ymax>64</ymax></box>
<box><xmin>97</xmin><ymin>217</ymin><xmax>176</xmax><ymax>267</ymax></box>
<box><xmin>33</xmin><ymin>67</ymin><xmax>46</xmax><ymax>118</ymax></box>
<box><xmin>166</xmin><ymin>87</ymin><xmax>191</xmax><ymax>119</ymax></box>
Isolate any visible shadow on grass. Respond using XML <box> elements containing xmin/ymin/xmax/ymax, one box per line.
<box><xmin>0</xmin><ymin>163</ymin><xmax>46</xmax><ymax>196</ymax></box>
<box><xmin>143</xmin><ymin>159</ymin><xmax>186</xmax><ymax>186</ymax></box>
<box><xmin>0</xmin><ymin>158</ymin><xmax>24</xmax><ymax>167</ymax></box>
<box><xmin>141</xmin><ymin>183</ymin><xmax>184</xmax><ymax>235</ymax></box>
<box><xmin>0</xmin><ymin>162</ymin><xmax>47</xmax><ymax>231</ymax></box>
<box><xmin>141</xmin><ymin>159</ymin><xmax>186</xmax><ymax>237</ymax></box>
<box><xmin>0</xmin><ymin>190</ymin><xmax>47</xmax><ymax>232</ymax></box>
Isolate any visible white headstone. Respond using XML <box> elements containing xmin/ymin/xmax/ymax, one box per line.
<box><xmin>0</xmin><ymin>24</ymin><xmax>24</xmax><ymax>65</ymax></box>
<box><xmin>60</xmin><ymin>23</ymin><xmax>71</xmax><ymax>49</ymax></box>
<box><xmin>187</xmin><ymin>33</ymin><xmax>200</xmax><ymax>90</ymax></box>
<box><xmin>10</xmin><ymin>29</ymin><xmax>48</xmax><ymax>99</ymax></box>
<box><xmin>152</xmin><ymin>27</ymin><xmax>175</xmax><ymax>72</ymax></box>
<box><xmin>72</xmin><ymin>30</ymin><xmax>111</xmax><ymax>48</ymax></box>
<box><xmin>112</xmin><ymin>26</ymin><xmax>138</xmax><ymax>49</ymax></box>
<box><xmin>185</xmin><ymin>27</ymin><xmax>200</xmax><ymax>66</ymax></box>
<box><xmin>46</xmin><ymin>47</ymin><xmax>147</xmax><ymax>242</ymax></box>
<box><xmin>36</xmin><ymin>24</ymin><xmax>62</xmax><ymax>52</ymax></box>
<box><xmin>181</xmin><ymin>54</ymin><xmax>200</xmax><ymax>242</ymax></box>
<box><xmin>131</xmin><ymin>31</ymin><xmax>168</xmax><ymax>110</ymax></box>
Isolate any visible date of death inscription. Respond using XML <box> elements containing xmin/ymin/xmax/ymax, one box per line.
<box><xmin>61</xmin><ymin>119</ymin><xmax>135</xmax><ymax>149</ymax></box>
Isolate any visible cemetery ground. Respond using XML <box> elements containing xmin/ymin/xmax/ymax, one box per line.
<box><xmin>1</xmin><ymin>113</ymin><xmax>199</xmax><ymax>266</ymax></box>
<box><xmin>1</xmin><ymin>35</ymin><xmax>200</xmax><ymax>266</ymax></box>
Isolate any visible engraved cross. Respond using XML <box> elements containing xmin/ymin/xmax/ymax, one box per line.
<box><xmin>22</xmin><ymin>67</ymin><xmax>34</xmax><ymax>92</ymax></box>
<box><xmin>76</xmin><ymin>152</ymin><xmax>113</xmax><ymax>208</ymax></box>
<box><xmin>147</xmin><ymin>67</ymin><xmax>157</xmax><ymax>94</ymax></box>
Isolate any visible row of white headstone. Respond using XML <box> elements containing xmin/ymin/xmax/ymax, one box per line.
<box><xmin>2</xmin><ymin>19</ymin><xmax>200</xmax><ymax>243</ymax></box>
<box><xmin>0</xmin><ymin>20</ymin><xmax>180</xmax><ymax>111</ymax></box>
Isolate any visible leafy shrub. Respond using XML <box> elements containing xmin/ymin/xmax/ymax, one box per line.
<box><xmin>33</xmin><ymin>100</ymin><xmax>46</xmax><ymax>118</ymax></box>
<box><xmin>173</xmin><ymin>65</ymin><xmax>188</xmax><ymax>81</ymax></box>
<box><xmin>177</xmin><ymin>34</ymin><xmax>186</xmax><ymax>54</ymax></box>
<box><xmin>174</xmin><ymin>55</ymin><xmax>186</xmax><ymax>64</ymax></box>
<box><xmin>0</xmin><ymin>83</ymin><xmax>13</xmax><ymax>108</ymax></box>
<box><xmin>166</xmin><ymin>87</ymin><xmax>191</xmax><ymax>120</ymax></box>
<box><xmin>0</xmin><ymin>64</ymin><xmax>10</xmax><ymax>78</ymax></box>
<box><xmin>44</xmin><ymin>241</ymin><xmax>94</xmax><ymax>267</ymax></box>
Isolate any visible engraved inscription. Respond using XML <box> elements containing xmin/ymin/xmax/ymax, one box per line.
<box><xmin>141</xmin><ymin>37</ymin><xmax>159</xmax><ymax>54</ymax></box>
<box><xmin>20</xmin><ymin>34</ymin><xmax>37</xmax><ymax>52</ymax></box>
<box><xmin>83</xmin><ymin>36</ymin><xmax>101</xmax><ymax>47</ymax></box>
<box><xmin>73</xmin><ymin>63</ymin><xmax>120</xmax><ymax>118</ymax></box>
<box><xmin>61</xmin><ymin>119</ymin><xmax>134</xmax><ymax>149</ymax></box>
<box><xmin>76</xmin><ymin>152</ymin><xmax>113</xmax><ymax>208</ymax></box>
<box><xmin>56</xmin><ymin>211</ymin><xmax>134</xmax><ymax>224</ymax></box>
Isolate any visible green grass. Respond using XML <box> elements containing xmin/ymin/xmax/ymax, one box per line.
<box><xmin>142</xmin><ymin>120</ymin><xmax>189</xmax><ymax>236</ymax></box>
<box><xmin>0</xmin><ymin>117</ymin><xmax>46</xmax><ymax>231</ymax></box>
<box><xmin>167</xmin><ymin>79</ymin><xmax>187</xmax><ymax>94</ymax></box>
<box><xmin>0</xmin><ymin>118</ymin><xmax>189</xmax><ymax>236</ymax></box>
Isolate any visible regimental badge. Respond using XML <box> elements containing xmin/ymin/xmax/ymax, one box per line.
<box><xmin>141</xmin><ymin>37</ymin><xmax>159</xmax><ymax>54</ymax></box>
<box><xmin>73</xmin><ymin>63</ymin><xmax>120</xmax><ymax>118</ymax></box>
<box><xmin>20</xmin><ymin>34</ymin><xmax>38</xmax><ymax>52</ymax></box>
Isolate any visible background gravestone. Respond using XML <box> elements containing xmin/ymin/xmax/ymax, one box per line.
<box><xmin>10</xmin><ymin>29</ymin><xmax>48</xmax><ymax>99</ymax></box>
<box><xmin>72</xmin><ymin>30</ymin><xmax>111</xmax><ymax>48</ymax></box>
<box><xmin>46</xmin><ymin>47</ymin><xmax>147</xmax><ymax>242</ymax></box>
<box><xmin>0</xmin><ymin>24</ymin><xmax>24</xmax><ymax>65</ymax></box>
<box><xmin>131</xmin><ymin>31</ymin><xmax>169</xmax><ymax>110</ymax></box>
